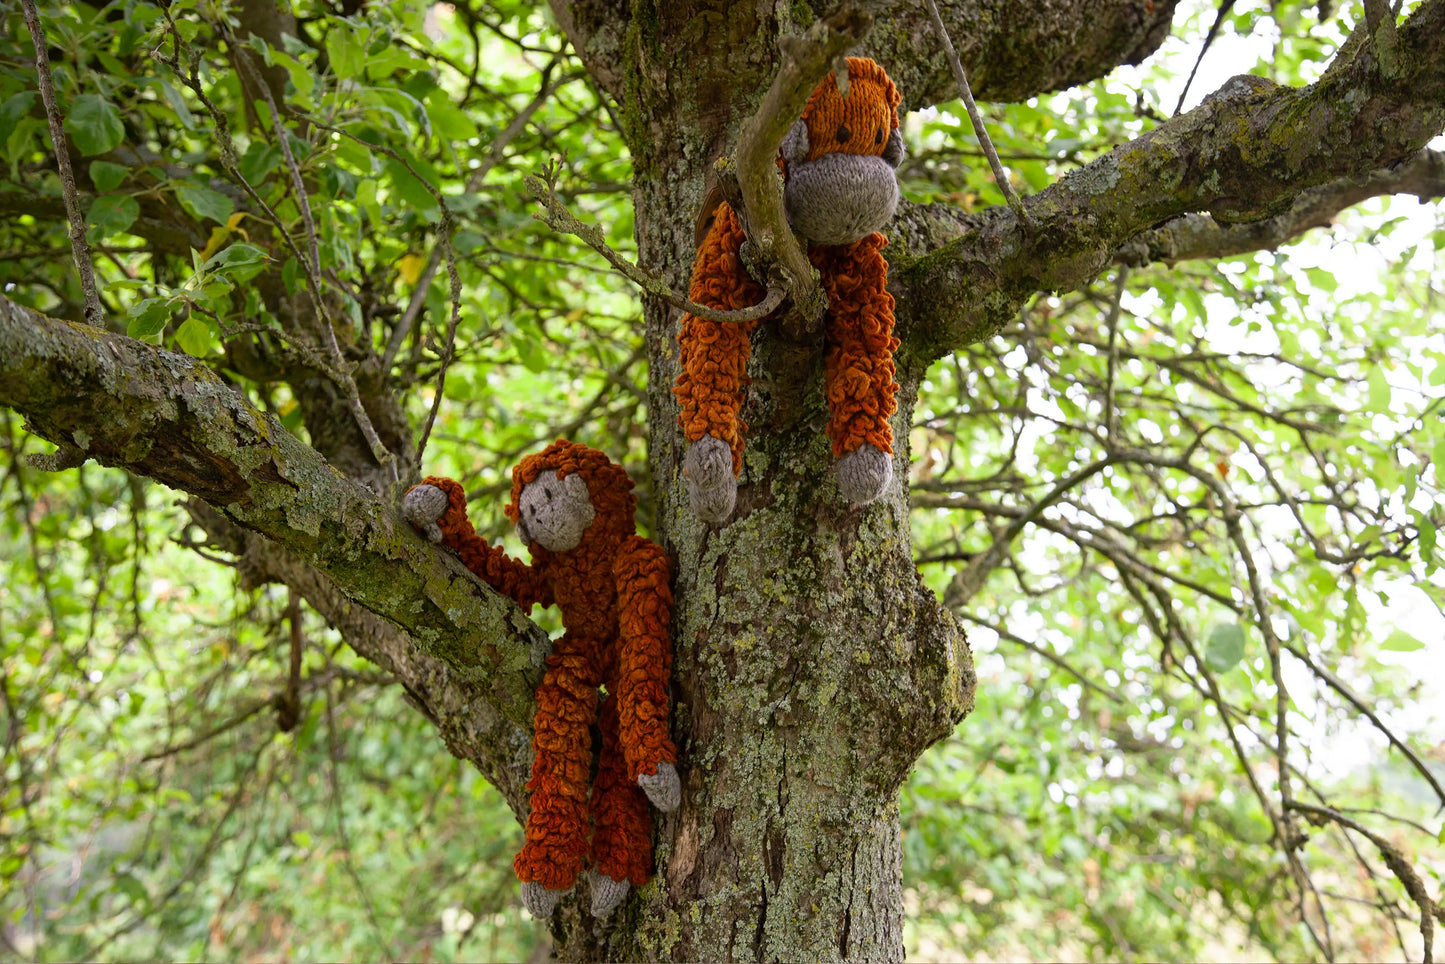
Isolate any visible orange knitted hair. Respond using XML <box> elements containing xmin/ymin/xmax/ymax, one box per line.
<box><xmin>406</xmin><ymin>440</ymin><xmax>677</xmax><ymax>915</ymax></box>
<box><xmin>796</xmin><ymin>56</ymin><xmax>901</xmax><ymax>163</ymax></box>
<box><xmin>674</xmin><ymin>58</ymin><xmax>903</xmax><ymax>516</ymax></box>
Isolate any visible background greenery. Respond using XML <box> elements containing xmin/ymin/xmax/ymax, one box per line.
<box><xmin>1</xmin><ymin>0</ymin><xmax>1441</xmax><ymax>960</ymax></box>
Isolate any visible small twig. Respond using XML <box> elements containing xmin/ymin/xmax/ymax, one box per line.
<box><xmin>922</xmin><ymin>0</ymin><xmax>1035</xmax><ymax>231</ymax></box>
<box><xmin>225</xmin><ymin>32</ymin><xmax>396</xmax><ymax>480</ymax></box>
<box><xmin>732</xmin><ymin>6</ymin><xmax>873</xmax><ymax>335</ymax></box>
<box><xmin>282</xmin><ymin>109</ymin><xmax>468</xmax><ymax>461</ymax></box>
<box><xmin>525</xmin><ymin>165</ymin><xmax>787</xmax><ymax>324</ymax></box>
<box><xmin>1173</xmin><ymin>0</ymin><xmax>1238</xmax><ymax>116</ymax></box>
<box><xmin>380</xmin><ymin>62</ymin><xmax>582</xmax><ymax>373</ymax></box>
<box><xmin>1288</xmin><ymin>801</ymin><xmax>1439</xmax><ymax>963</ymax></box>
<box><xmin>1103</xmin><ymin>265</ymin><xmax>1129</xmax><ymax>442</ymax></box>
<box><xmin>20</xmin><ymin>0</ymin><xmax>103</xmax><ymax>327</ymax></box>
<box><xmin>414</xmin><ymin>224</ymin><xmax>462</xmax><ymax>464</ymax></box>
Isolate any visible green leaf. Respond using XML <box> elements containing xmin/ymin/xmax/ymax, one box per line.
<box><xmin>0</xmin><ymin>92</ymin><xmax>36</xmax><ymax>133</ymax></box>
<box><xmin>1204</xmin><ymin>622</ymin><xmax>1246</xmax><ymax>674</ymax></box>
<box><xmin>158</xmin><ymin>79</ymin><xmax>195</xmax><ymax>129</ymax></box>
<box><xmin>89</xmin><ymin>160</ymin><xmax>129</xmax><ymax>192</ymax></box>
<box><xmin>1381</xmin><ymin>629</ymin><xmax>1425</xmax><ymax>653</ymax></box>
<box><xmin>424</xmin><ymin>89</ymin><xmax>478</xmax><ymax>141</ymax></box>
<box><xmin>64</xmin><ymin>95</ymin><xmax>126</xmax><ymax>156</ymax></box>
<box><xmin>113</xmin><ymin>872</ymin><xmax>148</xmax><ymax>907</ymax></box>
<box><xmin>175</xmin><ymin>184</ymin><xmax>234</xmax><ymax>225</ymax></box>
<box><xmin>384</xmin><ymin>155</ymin><xmax>440</xmax><ymax>214</ymax></box>
<box><xmin>1367</xmin><ymin>368</ymin><xmax>1391</xmax><ymax>413</ymax></box>
<box><xmin>238</xmin><ymin>141</ymin><xmax>281</xmax><ymax>184</ymax></box>
<box><xmin>204</xmin><ymin>242</ymin><xmax>267</xmax><ymax>270</ymax></box>
<box><xmin>86</xmin><ymin>194</ymin><xmax>139</xmax><ymax>236</ymax></box>
<box><xmin>173</xmin><ymin>316</ymin><xmax>213</xmax><ymax>356</ymax></box>
<box><xmin>325</xmin><ymin>26</ymin><xmax>366</xmax><ymax>81</ymax></box>
<box><xmin>127</xmin><ymin>298</ymin><xmax>174</xmax><ymax>339</ymax></box>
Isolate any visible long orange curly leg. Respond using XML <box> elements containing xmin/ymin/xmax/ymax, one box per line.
<box><xmin>815</xmin><ymin>234</ymin><xmax>901</xmax><ymax>504</ymax></box>
<box><xmin>514</xmin><ymin>632</ymin><xmax>599</xmax><ymax>916</ymax></box>
<box><xmin>404</xmin><ymin>476</ymin><xmax>553</xmax><ymax>609</ymax></box>
<box><xmin>586</xmin><ymin>693</ymin><xmax>654</xmax><ymax>918</ymax></box>
<box><xmin>613</xmin><ymin>537</ymin><xmax>679</xmax><ymax>793</ymax></box>
<box><xmin>673</xmin><ymin>203</ymin><xmax>766</xmax><ymax>522</ymax></box>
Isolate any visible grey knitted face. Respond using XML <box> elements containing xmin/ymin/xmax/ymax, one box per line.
<box><xmin>782</xmin><ymin>121</ymin><xmax>904</xmax><ymax>246</ymax></box>
<box><xmin>515</xmin><ymin>470</ymin><xmax>596</xmax><ymax>552</ymax></box>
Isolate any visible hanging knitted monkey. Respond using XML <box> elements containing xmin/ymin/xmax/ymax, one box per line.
<box><xmin>403</xmin><ymin>440</ymin><xmax>679</xmax><ymax>920</ymax></box>
<box><xmin>673</xmin><ymin>57</ymin><xmax>905</xmax><ymax>522</ymax></box>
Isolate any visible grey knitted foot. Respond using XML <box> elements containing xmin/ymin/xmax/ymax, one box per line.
<box><xmin>589</xmin><ymin>870</ymin><xmax>631</xmax><ymax>918</ymax></box>
<box><xmin>402</xmin><ymin>483</ymin><xmax>448</xmax><ymax>543</ymax></box>
<box><xmin>520</xmin><ymin>881</ymin><xmax>571</xmax><ymax>919</ymax></box>
<box><xmin>683</xmin><ymin>435</ymin><xmax>737</xmax><ymax>524</ymax></box>
<box><xmin>637</xmin><ymin>761</ymin><xmax>681</xmax><ymax>813</ymax></box>
<box><xmin>836</xmin><ymin>444</ymin><xmax>893</xmax><ymax>505</ymax></box>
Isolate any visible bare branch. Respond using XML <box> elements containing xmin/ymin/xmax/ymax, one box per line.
<box><xmin>19</xmin><ymin>0</ymin><xmax>103</xmax><ymax>327</ymax></box>
<box><xmin>0</xmin><ymin>295</ymin><xmax>548</xmax><ymax>732</ymax></box>
<box><xmin>525</xmin><ymin>169</ymin><xmax>787</xmax><ymax>324</ymax></box>
<box><xmin>1289</xmin><ymin>801</ymin><xmax>1439</xmax><ymax>962</ymax></box>
<box><xmin>921</xmin><ymin>0</ymin><xmax>1034</xmax><ymax>229</ymax></box>
<box><xmin>380</xmin><ymin>63</ymin><xmax>585</xmax><ymax>373</ymax></box>
<box><xmin>892</xmin><ymin>0</ymin><xmax>1445</xmax><ymax>360</ymax></box>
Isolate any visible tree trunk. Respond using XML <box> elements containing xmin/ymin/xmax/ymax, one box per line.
<box><xmin>540</xmin><ymin>4</ymin><xmax>977</xmax><ymax>958</ymax></box>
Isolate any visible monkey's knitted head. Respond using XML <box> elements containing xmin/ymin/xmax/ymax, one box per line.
<box><xmin>782</xmin><ymin>57</ymin><xmax>904</xmax><ymax>247</ymax></box>
<box><xmin>506</xmin><ymin>439</ymin><xmax>636</xmax><ymax>552</ymax></box>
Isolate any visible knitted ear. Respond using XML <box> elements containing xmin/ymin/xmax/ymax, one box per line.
<box><xmin>562</xmin><ymin>471</ymin><xmax>591</xmax><ymax>507</ymax></box>
<box><xmin>782</xmin><ymin>119</ymin><xmax>810</xmax><ymax>166</ymax></box>
<box><xmin>882</xmin><ymin>128</ymin><xmax>905</xmax><ymax>168</ymax></box>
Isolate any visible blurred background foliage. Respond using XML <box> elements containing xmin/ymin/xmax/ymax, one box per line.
<box><xmin>0</xmin><ymin>0</ymin><xmax>1441</xmax><ymax>961</ymax></box>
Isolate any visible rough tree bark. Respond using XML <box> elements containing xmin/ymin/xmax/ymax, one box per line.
<box><xmin>3</xmin><ymin>0</ymin><xmax>1444</xmax><ymax>961</ymax></box>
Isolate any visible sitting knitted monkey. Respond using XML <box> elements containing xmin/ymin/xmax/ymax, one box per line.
<box><xmin>404</xmin><ymin>440</ymin><xmax>679</xmax><ymax>919</ymax></box>
<box><xmin>673</xmin><ymin>57</ymin><xmax>905</xmax><ymax>522</ymax></box>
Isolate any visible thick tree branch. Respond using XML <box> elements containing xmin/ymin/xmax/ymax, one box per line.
<box><xmin>186</xmin><ymin>500</ymin><xmax>536</xmax><ymax>820</ymax></box>
<box><xmin>1115</xmin><ymin>147</ymin><xmax>1445</xmax><ymax>266</ymax></box>
<box><xmin>891</xmin><ymin>0</ymin><xmax>1445</xmax><ymax>360</ymax></box>
<box><xmin>554</xmin><ymin>1</ymin><xmax>1182</xmax><ymax>108</ymax></box>
<box><xmin>853</xmin><ymin>0</ymin><xmax>1182</xmax><ymax>106</ymax></box>
<box><xmin>0</xmin><ymin>295</ymin><xmax>548</xmax><ymax>730</ymax></box>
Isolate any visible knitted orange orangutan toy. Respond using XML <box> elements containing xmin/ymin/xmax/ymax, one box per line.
<box><xmin>673</xmin><ymin>57</ymin><xmax>906</xmax><ymax>522</ymax></box>
<box><xmin>403</xmin><ymin>440</ymin><xmax>679</xmax><ymax>920</ymax></box>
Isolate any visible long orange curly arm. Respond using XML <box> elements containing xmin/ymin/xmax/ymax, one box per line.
<box><xmin>815</xmin><ymin>234</ymin><xmax>901</xmax><ymax>457</ymax></box>
<box><xmin>612</xmin><ymin>535</ymin><xmax>678</xmax><ymax>782</ymax></box>
<box><xmin>672</xmin><ymin>202</ymin><xmax>766</xmax><ymax>474</ymax></box>
<box><xmin>415</xmin><ymin>475</ymin><xmax>553</xmax><ymax>611</ymax></box>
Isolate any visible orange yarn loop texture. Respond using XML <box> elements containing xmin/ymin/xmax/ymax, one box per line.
<box><xmin>411</xmin><ymin>439</ymin><xmax>677</xmax><ymax>893</ymax></box>
<box><xmin>798</xmin><ymin>56</ymin><xmax>901</xmax><ymax>163</ymax></box>
<box><xmin>673</xmin><ymin>57</ymin><xmax>902</xmax><ymax>476</ymax></box>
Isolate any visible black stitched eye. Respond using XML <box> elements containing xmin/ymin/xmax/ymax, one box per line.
<box><xmin>836</xmin><ymin>124</ymin><xmax>850</xmax><ymax>143</ymax></box>
<box><xmin>544</xmin><ymin>488</ymin><xmax>553</xmax><ymax>502</ymax></box>
<box><xmin>875</xmin><ymin>127</ymin><xmax>884</xmax><ymax>145</ymax></box>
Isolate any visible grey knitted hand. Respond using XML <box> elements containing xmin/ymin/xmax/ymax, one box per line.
<box><xmin>589</xmin><ymin>869</ymin><xmax>630</xmax><ymax>918</ymax></box>
<box><xmin>836</xmin><ymin>443</ymin><xmax>893</xmax><ymax>506</ymax></box>
<box><xmin>520</xmin><ymin>881</ymin><xmax>572</xmax><ymax>919</ymax></box>
<box><xmin>638</xmin><ymin>760</ymin><xmax>681</xmax><ymax>813</ymax></box>
<box><xmin>683</xmin><ymin>435</ymin><xmax>736</xmax><ymax>524</ymax></box>
<box><xmin>403</xmin><ymin>483</ymin><xmax>448</xmax><ymax>543</ymax></box>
